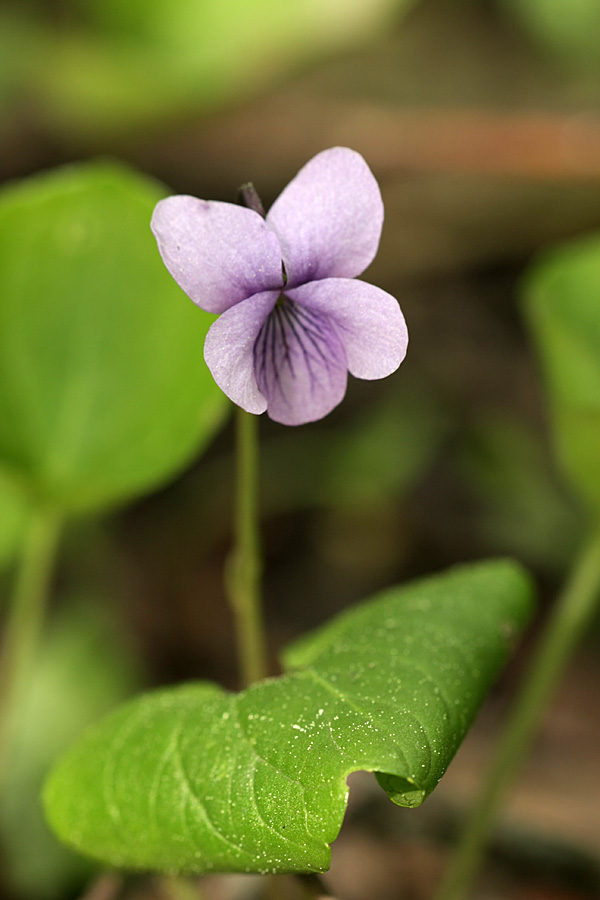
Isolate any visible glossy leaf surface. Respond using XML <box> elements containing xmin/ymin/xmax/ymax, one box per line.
<box><xmin>0</xmin><ymin>162</ymin><xmax>226</xmax><ymax>513</ymax></box>
<box><xmin>45</xmin><ymin>560</ymin><xmax>533</xmax><ymax>875</ymax></box>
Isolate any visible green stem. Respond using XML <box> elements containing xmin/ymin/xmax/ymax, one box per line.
<box><xmin>0</xmin><ymin>505</ymin><xmax>62</xmax><ymax>789</ymax></box>
<box><xmin>159</xmin><ymin>875</ymin><xmax>204</xmax><ymax>900</ymax></box>
<box><xmin>435</xmin><ymin>526</ymin><xmax>600</xmax><ymax>900</ymax></box>
<box><xmin>226</xmin><ymin>408</ymin><xmax>267</xmax><ymax>687</ymax></box>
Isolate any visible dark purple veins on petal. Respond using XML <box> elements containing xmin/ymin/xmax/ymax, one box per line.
<box><xmin>253</xmin><ymin>295</ymin><xmax>346</xmax><ymax>420</ymax></box>
<box><xmin>255</xmin><ymin>298</ymin><xmax>328</xmax><ymax>387</ymax></box>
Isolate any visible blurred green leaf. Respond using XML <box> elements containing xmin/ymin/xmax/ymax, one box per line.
<box><xmin>498</xmin><ymin>0</ymin><xmax>600</xmax><ymax>70</ymax></box>
<box><xmin>458</xmin><ymin>414</ymin><xmax>583</xmax><ymax>570</ymax></box>
<box><xmin>258</xmin><ymin>386</ymin><xmax>444</xmax><ymax>515</ymax></box>
<box><xmin>1</xmin><ymin>600</ymin><xmax>141</xmax><ymax>899</ymax></box>
<box><xmin>44</xmin><ymin>559</ymin><xmax>533</xmax><ymax>875</ymax></box>
<box><xmin>0</xmin><ymin>162</ymin><xmax>226</xmax><ymax>514</ymax></box>
<box><xmin>523</xmin><ymin>234</ymin><xmax>600</xmax><ymax>513</ymax></box>
<box><xmin>29</xmin><ymin>0</ymin><xmax>415</xmax><ymax>137</ymax></box>
<box><xmin>323</xmin><ymin>388</ymin><xmax>442</xmax><ymax>508</ymax></box>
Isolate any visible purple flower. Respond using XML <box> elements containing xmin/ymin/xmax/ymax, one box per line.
<box><xmin>151</xmin><ymin>147</ymin><xmax>408</xmax><ymax>426</ymax></box>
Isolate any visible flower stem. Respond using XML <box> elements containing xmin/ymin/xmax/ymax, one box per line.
<box><xmin>0</xmin><ymin>505</ymin><xmax>62</xmax><ymax>789</ymax></box>
<box><xmin>159</xmin><ymin>875</ymin><xmax>204</xmax><ymax>900</ymax></box>
<box><xmin>435</xmin><ymin>526</ymin><xmax>600</xmax><ymax>900</ymax></box>
<box><xmin>227</xmin><ymin>408</ymin><xmax>267</xmax><ymax>687</ymax></box>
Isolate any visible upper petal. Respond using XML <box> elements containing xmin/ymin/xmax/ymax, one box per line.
<box><xmin>287</xmin><ymin>278</ymin><xmax>408</xmax><ymax>379</ymax></box>
<box><xmin>203</xmin><ymin>290</ymin><xmax>279</xmax><ymax>414</ymax></box>
<box><xmin>151</xmin><ymin>197</ymin><xmax>284</xmax><ymax>314</ymax></box>
<box><xmin>266</xmin><ymin>147</ymin><xmax>384</xmax><ymax>287</ymax></box>
<box><xmin>253</xmin><ymin>296</ymin><xmax>348</xmax><ymax>426</ymax></box>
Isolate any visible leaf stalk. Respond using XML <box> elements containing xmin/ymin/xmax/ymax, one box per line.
<box><xmin>435</xmin><ymin>525</ymin><xmax>600</xmax><ymax>900</ymax></box>
<box><xmin>0</xmin><ymin>504</ymin><xmax>62</xmax><ymax>790</ymax></box>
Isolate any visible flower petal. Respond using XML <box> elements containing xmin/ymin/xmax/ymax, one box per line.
<box><xmin>266</xmin><ymin>147</ymin><xmax>383</xmax><ymax>287</ymax></box>
<box><xmin>203</xmin><ymin>291</ymin><xmax>279</xmax><ymax>413</ymax></box>
<box><xmin>254</xmin><ymin>297</ymin><xmax>348</xmax><ymax>426</ymax></box>
<box><xmin>151</xmin><ymin>197</ymin><xmax>284</xmax><ymax>314</ymax></box>
<box><xmin>287</xmin><ymin>278</ymin><xmax>408</xmax><ymax>379</ymax></box>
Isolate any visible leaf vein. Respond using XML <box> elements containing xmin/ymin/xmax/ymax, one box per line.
<box><xmin>102</xmin><ymin>704</ymin><xmax>150</xmax><ymax>841</ymax></box>
<box><xmin>148</xmin><ymin>721</ymin><xmax>183</xmax><ymax>841</ymax></box>
<box><xmin>172</xmin><ymin>726</ymin><xmax>255</xmax><ymax>862</ymax></box>
<box><xmin>302</xmin><ymin>669</ymin><xmax>412</xmax><ymax>772</ymax></box>
<box><xmin>232</xmin><ymin>697</ymin><xmax>313</xmax><ymax>846</ymax></box>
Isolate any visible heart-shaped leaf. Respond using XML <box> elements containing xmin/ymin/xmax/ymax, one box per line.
<box><xmin>44</xmin><ymin>559</ymin><xmax>533</xmax><ymax>875</ymax></box>
<box><xmin>0</xmin><ymin>162</ymin><xmax>226</xmax><ymax>514</ymax></box>
<box><xmin>523</xmin><ymin>233</ymin><xmax>600</xmax><ymax>512</ymax></box>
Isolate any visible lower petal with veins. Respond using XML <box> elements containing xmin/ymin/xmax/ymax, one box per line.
<box><xmin>253</xmin><ymin>297</ymin><xmax>347</xmax><ymax>426</ymax></box>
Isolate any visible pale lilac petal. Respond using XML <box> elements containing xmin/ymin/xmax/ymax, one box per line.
<box><xmin>151</xmin><ymin>197</ymin><xmax>283</xmax><ymax>314</ymax></box>
<box><xmin>287</xmin><ymin>278</ymin><xmax>408</xmax><ymax>379</ymax></box>
<box><xmin>203</xmin><ymin>291</ymin><xmax>279</xmax><ymax>413</ymax></box>
<box><xmin>253</xmin><ymin>297</ymin><xmax>348</xmax><ymax>426</ymax></box>
<box><xmin>266</xmin><ymin>147</ymin><xmax>383</xmax><ymax>287</ymax></box>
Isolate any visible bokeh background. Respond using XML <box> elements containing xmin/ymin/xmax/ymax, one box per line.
<box><xmin>2</xmin><ymin>1</ymin><xmax>600</xmax><ymax>898</ymax></box>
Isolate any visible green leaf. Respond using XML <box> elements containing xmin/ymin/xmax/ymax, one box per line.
<box><xmin>44</xmin><ymin>559</ymin><xmax>533</xmax><ymax>875</ymax></box>
<box><xmin>498</xmin><ymin>0</ymin><xmax>600</xmax><ymax>70</ymax></box>
<box><xmin>457</xmin><ymin>414</ymin><xmax>583</xmax><ymax>571</ymax></box>
<box><xmin>256</xmin><ymin>386</ymin><xmax>444</xmax><ymax>515</ymax></box>
<box><xmin>0</xmin><ymin>162</ymin><xmax>226</xmax><ymax>513</ymax></box>
<box><xmin>522</xmin><ymin>233</ymin><xmax>600</xmax><ymax>512</ymax></box>
<box><xmin>29</xmin><ymin>0</ymin><xmax>415</xmax><ymax>138</ymax></box>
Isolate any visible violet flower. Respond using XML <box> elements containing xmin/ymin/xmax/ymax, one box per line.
<box><xmin>151</xmin><ymin>147</ymin><xmax>408</xmax><ymax>426</ymax></box>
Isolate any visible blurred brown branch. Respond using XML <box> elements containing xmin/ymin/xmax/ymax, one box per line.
<box><xmin>185</xmin><ymin>100</ymin><xmax>600</xmax><ymax>183</ymax></box>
